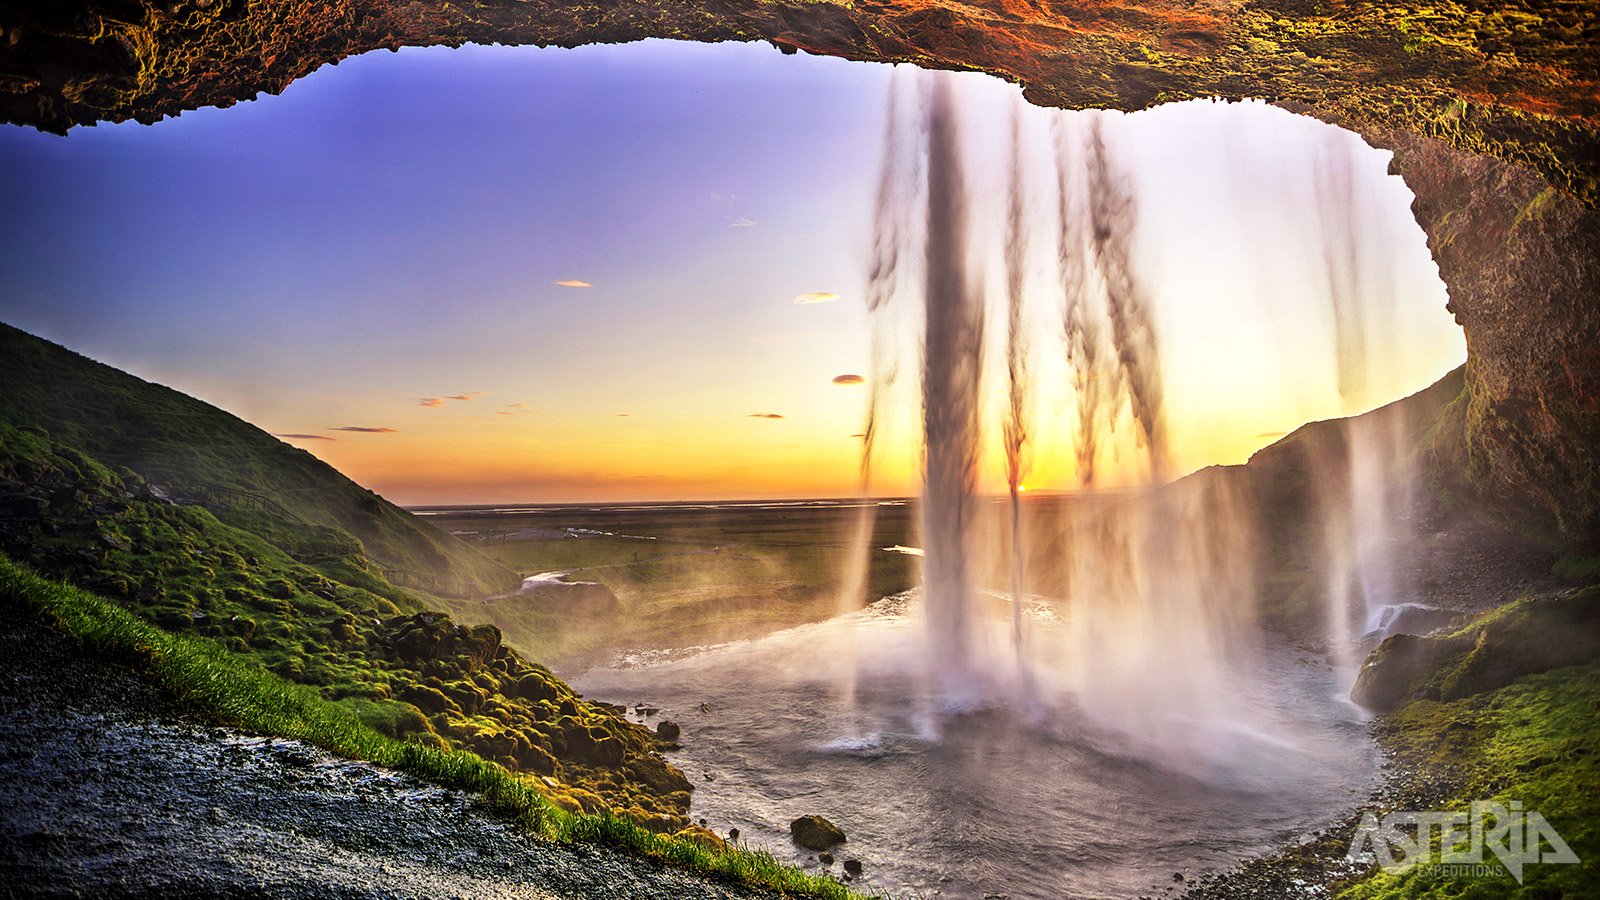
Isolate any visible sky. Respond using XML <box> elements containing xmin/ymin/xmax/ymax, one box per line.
<box><xmin>0</xmin><ymin>40</ymin><xmax>1466</xmax><ymax>505</ymax></box>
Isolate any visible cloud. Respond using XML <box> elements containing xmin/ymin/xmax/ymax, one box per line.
<box><xmin>616</xmin><ymin>414</ymin><xmax>631</xmax><ymax>418</ymax></box>
<box><xmin>554</xmin><ymin>279</ymin><xmax>593</xmax><ymax>288</ymax></box>
<box><xmin>794</xmin><ymin>292</ymin><xmax>839</xmax><ymax>305</ymax></box>
<box><xmin>728</xmin><ymin>217</ymin><xmax>758</xmax><ymax>228</ymax></box>
<box><xmin>509</xmin><ymin>402</ymin><xmax>531</xmax><ymax>409</ymax></box>
<box><xmin>849</xmin><ymin>433</ymin><xmax>866</xmax><ymax>438</ymax></box>
<box><xmin>1254</xmin><ymin>431</ymin><xmax>1290</xmax><ymax>440</ymax></box>
<box><xmin>748</xmin><ymin>413</ymin><xmax>785</xmax><ymax>419</ymax></box>
<box><xmin>832</xmin><ymin>374</ymin><xmax>865</xmax><ymax>385</ymax></box>
<box><xmin>496</xmin><ymin>411</ymin><xmax>517</xmax><ymax>416</ymax></box>
<box><xmin>331</xmin><ymin>426</ymin><xmax>399</xmax><ymax>433</ymax></box>
<box><xmin>276</xmin><ymin>433</ymin><xmax>335</xmax><ymax>441</ymax></box>
<box><xmin>421</xmin><ymin>392</ymin><xmax>485</xmax><ymax>406</ymax></box>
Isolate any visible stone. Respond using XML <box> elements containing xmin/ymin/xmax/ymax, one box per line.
<box><xmin>655</xmin><ymin>720</ymin><xmax>680</xmax><ymax>741</ymax></box>
<box><xmin>843</xmin><ymin>859</ymin><xmax>863</xmax><ymax>876</ymax></box>
<box><xmin>790</xmin><ymin>815</ymin><xmax>846</xmax><ymax>850</ymax></box>
<box><xmin>673</xmin><ymin>824</ymin><xmax>730</xmax><ymax>853</ymax></box>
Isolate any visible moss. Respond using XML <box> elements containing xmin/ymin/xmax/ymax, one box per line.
<box><xmin>0</xmin><ymin>556</ymin><xmax>870</xmax><ymax>899</ymax></box>
<box><xmin>1353</xmin><ymin>587</ymin><xmax>1600</xmax><ymax>712</ymax></box>
<box><xmin>1339</xmin><ymin>663</ymin><xmax>1600</xmax><ymax>899</ymax></box>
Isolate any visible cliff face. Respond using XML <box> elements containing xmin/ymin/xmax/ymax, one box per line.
<box><xmin>3</xmin><ymin>0</ymin><xmax>1597</xmax><ymax>546</ymax></box>
<box><xmin>1384</xmin><ymin>133</ymin><xmax>1600</xmax><ymax>549</ymax></box>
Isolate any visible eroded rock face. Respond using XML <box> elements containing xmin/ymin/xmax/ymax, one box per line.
<box><xmin>2</xmin><ymin>0</ymin><xmax>1597</xmax><ymax>547</ymax></box>
<box><xmin>1383</xmin><ymin>131</ymin><xmax>1600</xmax><ymax>549</ymax></box>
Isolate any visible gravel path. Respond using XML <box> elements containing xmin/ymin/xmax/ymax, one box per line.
<box><xmin>0</xmin><ymin>618</ymin><xmax>777</xmax><ymax>900</ymax></box>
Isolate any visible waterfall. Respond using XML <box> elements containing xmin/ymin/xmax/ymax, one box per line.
<box><xmin>859</xmin><ymin>70</ymin><xmax>1443</xmax><ymax>738</ymax></box>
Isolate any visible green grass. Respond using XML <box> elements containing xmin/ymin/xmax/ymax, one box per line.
<box><xmin>1338</xmin><ymin>662</ymin><xmax>1600</xmax><ymax>899</ymax></box>
<box><xmin>0</xmin><ymin>554</ymin><xmax>875</xmax><ymax>900</ymax></box>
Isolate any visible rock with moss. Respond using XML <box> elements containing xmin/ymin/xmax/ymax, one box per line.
<box><xmin>790</xmin><ymin>815</ymin><xmax>846</xmax><ymax>850</ymax></box>
<box><xmin>1352</xmin><ymin>587</ymin><xmax>1600</xmax><ymax>712</ymax></box>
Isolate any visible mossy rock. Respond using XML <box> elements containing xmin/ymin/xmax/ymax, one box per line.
<box><xmin>1353</xmin><ymin>588</ymin><xmax>1600</xmax><ymax>712</ymax></box>
<box><xmin>397</xmin><ymin>683</ymin><xmax>459</xmax><ymax>716</ymax></box>
<box><xmin>790</xmin><ymin>815</ymin><xmax>846</xmax><ymax>850</ymax></box>
<box><xmin>516</xmin><ymin>671</ymin><xmax>560</xmax><ymax>702</ymax></box>
<box><xmin>673</xmin><ymin>825</ymin><xmax>730</xmax><ymax>853</ymax></box>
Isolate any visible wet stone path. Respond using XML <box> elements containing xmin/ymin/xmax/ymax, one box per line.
<box><xmin>0</xmin><ymin>618</ymin><xmax>772</xmax><ymax>900</ymax></box>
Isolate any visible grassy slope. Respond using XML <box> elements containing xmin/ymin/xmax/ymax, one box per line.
<box><xmin>0</xmin><ymin>322</ymin><xmax>847</xmax><ymax>890</ymax></box>
<box><xmin>0</xmin><ymin>322</ymin><xmax>516</xmax><ymax>596</ymax></box>
<box><xmin>0</xmin><ymin>556</ymin><xmax>866</xmax><ymax>900</ymax></box>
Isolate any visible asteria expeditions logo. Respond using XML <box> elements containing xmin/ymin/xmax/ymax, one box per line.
<box><xmin>1348</xmin><ymin>801</ymin><xmax>1580</xmax><ymax>883</ymax></box>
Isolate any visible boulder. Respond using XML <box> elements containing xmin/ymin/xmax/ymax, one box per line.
<box><xmin>673</xmin><ymin>824</ymin><xmax>730</xmax><ymax>853</ymax></box>
<box><xmin>790</xmin><ymin>815</ymin><xmax>846</xmax><ymax>850</ymax></box>
<box><xmin>655</xmin><ymin>720</ymin><xmax>680</xmax><ymax>741</ymax></box>
<box><xmin>1352</xmin><ymin>588</ymin><xmax>1600</xmax><ymax>712</ymax></box>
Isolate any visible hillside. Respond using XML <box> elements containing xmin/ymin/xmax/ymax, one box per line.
<box><xmin>0</xmin><ymin>321</ymin><xmax>704</xmax><ymax>831</ymax></box>
<box><xmin>0</xmin><ymin>322</ymin><xmax>517</xmax><ymax>597</ymax></box>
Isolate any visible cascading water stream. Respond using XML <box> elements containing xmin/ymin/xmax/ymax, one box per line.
<box><xmin>1002</xmin><ymin>97</ymin><xmax>1031</xmax><ymax>662</ymax></box>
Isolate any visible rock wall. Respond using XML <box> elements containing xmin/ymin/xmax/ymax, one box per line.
<box><xmin>1383</xmin><ymin>131</ymin><xmax>1600</xmax><ymax>549</ymax></box>
<box><xmin>3</xmin><ymin>0</ymin><xmax>1597</xmax><ymax>547</ymax></box>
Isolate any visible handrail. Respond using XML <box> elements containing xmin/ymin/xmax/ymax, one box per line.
<box><xmin>191</xmin><ymin>482</ymin><xmax>308</xmax><ymax>524</ymax></box>
<box><xmin>378</xmin><ymin>566</ymin><xmax>479</xmax><ymax>599</ymax></box>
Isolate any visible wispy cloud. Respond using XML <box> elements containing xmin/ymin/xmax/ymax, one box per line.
<box><xmin>832</xmin><ymin>374</ymin><xmax>865</xmax><ymax>385</ymax></box>
<box><xmin>849</xmin><ymin>433</ymin><xmax>866</xmax><ymax>438</ymax></box>
<box><xmin>276</xmin><ymin>433</ymin><xmax>336</xmax><ymax>441</ymax></box>
<box><xmin>554</xmin><ymin>279</ymin><xmax>593</xmax><ymax>288</ymax></box>
<box><xmin>509</xmin><ymin>402</ymin><xmax>531</xmax><ymax>409</ymax></box>
<box><xmin>728</xmin><ymin>217</ymin><xmax>758</xmax><ymax>228</ymax></box>
<box><xmin>1254</xmin><ymin>431</ymin><xmax>1290</xmax><ymax>440</ymax></box>
<box><xmin>748</xmin><ymin>413</ymin><xmax>785</xmax><ymax>419</ymax></box>
<box><xmin>616</xmin><ymin>414</ymin><xmax>631</xmax><ymax>418</ymax></box>
<box><xmin>331</xmin><ymin>426</ymin><xmax>399</xmax><ymax>434</ymax></box>
<box><xmin>794</xmin><ymin>292</ymin><xmax>839</xmax><ymax>305</ymax></box>
<box><xmin>422</xmin><ymin>392</ymin><xmax>486</xmax><ymax>406</ymax></box>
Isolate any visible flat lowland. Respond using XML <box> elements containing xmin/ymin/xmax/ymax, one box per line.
<box><xmin>421</xmin><ymin>500</ymin><xmax>922</xmax><ymax>673</ymax></box>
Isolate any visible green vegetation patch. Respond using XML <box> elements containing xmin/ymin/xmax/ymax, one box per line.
<box><xmin>1339</xmin><ymin>662</ymin><xmax>1600</xmax><ymax>899</ymax></box>
<box><xmin>0</xmin><ymin>555</ymin><xmax>872</xmax><ymax>900</ymax></box>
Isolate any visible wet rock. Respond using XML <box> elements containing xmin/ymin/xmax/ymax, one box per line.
<box><xmin>843</xmin><ymin>859</ymin><xmax>863</xmax><ymax>876</ymax></box>
<box><xmin>818</xmin><ymin>851</ymin><xmax>834</xmax><ymax>866</ymax></box>
<box><xmin>655</xmin><ymin>720</ymin><xmax>680</xmax><ymax>741</ymax></box>
<box><xmin>673</xmin><ymin>824</ymin><xmax>730</xmax><ymax>853</ymax></box>
<box><xmin>626</xmin><ymin>756</ymin><xmax>692</xmax><ymax>796</ymax></box>
<box><xmin>790</xmin><ymin>815</ymin><xmax>846</xmax><ymax>850</ymax></box>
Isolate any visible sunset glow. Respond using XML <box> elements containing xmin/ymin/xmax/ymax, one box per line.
<box><xmin>0</xmin><ymin>41</ymin><xmax>1464</xmax><ymax>506</ymax></box>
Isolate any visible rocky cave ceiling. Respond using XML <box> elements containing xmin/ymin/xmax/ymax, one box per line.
<box><xmin>1</xmin><ymin>0</ymin><xmax>1597</xmax><ymax>547</ymax></box>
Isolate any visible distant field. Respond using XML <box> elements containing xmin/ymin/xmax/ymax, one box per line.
<box><xmin>423</xmin><ymin>502</ymin><xmax>922</xmax><ymax>673</ymax></box>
